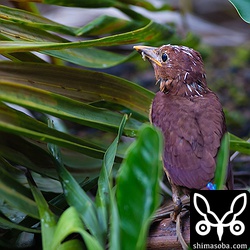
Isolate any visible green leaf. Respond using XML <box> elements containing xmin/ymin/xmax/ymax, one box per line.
<box><xmin>0</xmin><ymin>62</ymin><xmax>153</xmax><ymax>120</ymax></box>
<box><xmin>0</xmin><ymin>132</ymin><xmax>62</xmax><ymax>179</ymax></box>
<box><xmin>0</xmin><ymin>17</ymin><xmax>135</xmax><ymax>68</ymax></box>
<box><xmin>0</xmin><ymin>5</ymin><xmax>77</xmax><ymax>35</ymax></box>
<box><xmin>229</xmin><ymin>133</ymin><xmax>250</xmax><ymax>155</ymax></box>
<box><xmin>116</xmin><ymin>124</ymin><xmax>162</xmax><ymax>250</ymax></box>
<box><xmin>57</xmin><ymin>239</ymin><xmax>84</xmax><ymax>250</ymax></box>
<box><xmin>45</xmin><ymin>48</ymin><xmax>136</xmax><ymax>69</ymax></box>
<box><xmin>0</xmin><ymin>157</ymin><xmax>39</xmax><ymax>219</ymax></box>
<box><xmin>0</xmin><ymin>103</ymin><xmax>109</xmax><ymax>160</ymax></box>
<box><xmin>0</xmin><ymin>213</ymin><xmax>40</xmax><ymax>233</ymax></box>
<box><xmin>0</xmin><ymin>21</ymin><xmax>173</xmax><ymax>53</ymax></box>
<box><xmin>95</xmin><ymin>114</ymin><xmax>128</xmax><ymax>241</ymax></box>
<box><xmin>215</xmin><ymin>133</ymin><xmax>230</xmax><ymax>190</ymax></box>
<box><xmin>0</xmin><ymin>80</ymin><xmax>141</xmax><ymax>137</ymax></box>
<box><xmin>229</xmin><ymin>0</ymin><xmax>250</xmax><ymax>23</ymax></box>
<box><xmin>52</xmin><ymin>207</ymin><xmax>103</xmax><ymax>250</ymax></box>
<box><xmin>49</xmin><ymin>143</ymin><xmax>104</xmax><ymax>246</ymax></box>
<box><xmin>0</xmin><ymin>5</ymin><xmax>141</xmax><ymax>36</ymax></box>
<box><xmin>109</xmin><ymin>189</ymin><xmax>120</xmax><ymax>250</ymax></box>
<box><xmin>75</xmin><ymin>15</ymin><xmax>141</xmax><ymax>36</ymax></box>
<box><xmin>43</xmin><ymin>0</ymin><xmax>116</xmax><ymax>8</ymax></box>
<box><xmin>27</xmin><ymin>173</ymin><xmax>57</xmax><ymax>250</ymax></box>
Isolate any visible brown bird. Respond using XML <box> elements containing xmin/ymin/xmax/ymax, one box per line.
<box><xmin>134</xmin><ymin>45</ymin><xmax>234</xmax><ymax>219</ymax></box>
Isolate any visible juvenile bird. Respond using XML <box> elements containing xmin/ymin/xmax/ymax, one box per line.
<box><xmin>134</xmin><ymin>45</ymin><xmax>234</xmax><ymax>220</ymax></box>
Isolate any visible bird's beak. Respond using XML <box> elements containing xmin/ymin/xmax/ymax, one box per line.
<box><xmin>133</xmin><ymin>45</ymin><xmax>162</xmax><ymax>67</ymax></box>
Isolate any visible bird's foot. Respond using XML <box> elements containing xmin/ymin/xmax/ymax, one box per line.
<box><xmin>170</xmin><ymin>197</ymin><xmax>182</xmax><ymax>222</ymax></box>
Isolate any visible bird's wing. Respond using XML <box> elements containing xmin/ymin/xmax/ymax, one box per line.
<box><xmin>151</xmin><ymin>92</ymin><xmax>226</xmax><ymax>189</ymax></box>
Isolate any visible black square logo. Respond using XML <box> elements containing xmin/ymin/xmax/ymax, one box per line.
<box><xmin>190</xmin><ymin>190</ymin><xmax>249</xmax><ymax>250</ymax></box>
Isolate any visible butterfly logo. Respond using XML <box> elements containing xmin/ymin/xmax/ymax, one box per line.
<box><xmin>194</xmin><ymin>193</ymin><xmax>247</xmax><ymax>241</ymax></box>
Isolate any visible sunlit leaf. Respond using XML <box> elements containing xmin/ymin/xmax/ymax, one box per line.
<box><xmin>52</xmin><ymin>207</ymin><xmax>102</xmax><ymax>250</ymax></box>
<box><xmin>56</xmin><ymin>239</ymin><xmax>84</xmax><ymax>250</ymax></box>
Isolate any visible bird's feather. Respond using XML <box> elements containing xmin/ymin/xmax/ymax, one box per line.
<box><xmin>151</xmin><ymin>91</ymin><xmax>226</xmax><ymax>189</ymax></box>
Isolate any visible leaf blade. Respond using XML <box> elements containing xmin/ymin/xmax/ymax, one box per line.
<box><xmin>116</xmin><ymin>124</ymin><xmax>162</xmax><ymax>250</ymax></box>
<box><xmin>48</xmin><ymin>140</ymin><xmax>104</xmax><ymax>246</ymax></box>
<box><xmin>0</xmin><ymin>80</ymin><xmax>141</xmax><ymax>137</ymax></box>
<box><xmin>215</xmin><ymin>133</ymin><xmax>230</xmax><ymax>190</ymax></box>
<box><xmin>95</xmin><ymin>114</ymin><xmax>128</xmax><ymax>241</ymax></box>
<box><xmin>0</xmin><ymin>62</ymin><xmax>153</xmax><ymax>119</ymax></box>
<box><xmin>0</xmin><ymin>21</ymin><xmax>173</xmax><ymax>53</ymax></box>
<box><xmin>229</xmin><ymin>0</ymin><xmax>250</xmax><ymax>23</ymax></box>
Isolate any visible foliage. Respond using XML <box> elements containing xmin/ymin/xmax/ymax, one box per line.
<box><xmin>228</xmin><ymin>0</ymin><xmax>250</xmax><ymax>23</ymax></box>
<box><xmin>0</xmin><ymin>1</ymin><xmax>249</xmax><ymax>249</ymax></box>
<box><xmin>0</xmin><ymin>1</ymin><xmax>166</xmax><ymax>248</ymax></box>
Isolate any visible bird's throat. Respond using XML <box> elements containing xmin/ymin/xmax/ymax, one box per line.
<box><xmin>157</xmin><ymin>77</ymin><xmax>207</xmax><ymax>97</ymax></box>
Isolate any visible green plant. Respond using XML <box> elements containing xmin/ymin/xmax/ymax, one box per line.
<box><xmin>0</xmin><ymin>2</ymin><xmax>167</xmax><ymax>248</ymax></box>
<box><xmin>0</xmin><ymin>1</ymin><xmax>249</xmax><ymax>249</ymax></box>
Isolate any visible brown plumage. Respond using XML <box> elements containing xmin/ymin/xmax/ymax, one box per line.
<box><xmin>134</xmin><ymin>45</ymin><xmax>234</xmax><ymax>219</ymax></box>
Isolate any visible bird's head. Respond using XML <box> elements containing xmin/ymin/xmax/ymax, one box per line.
<box><xmin>134</xmin><ymin>45</ymin><xmax>207</xmax><ymax>96</ymax></box>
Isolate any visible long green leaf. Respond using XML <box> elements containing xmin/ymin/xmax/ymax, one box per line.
<box><xmin>0</xmin><ymin>132</ymin><xmax>107</xmax><ymax>183</ymax></box>
<box><xmin>214</xmin><ymin>133</ymin><xmax>230</xmax><ymax>190</ymax></box>
<box><xmin>48</xmin><ymin>143</ymin><xmax>104</xmax><ymax>246</ymax></box>
<box><xmin>0</xmin><ymin>213</ymin><xmax>40</xmax><ymax>233</ymax></box>
<box><xmin>0</xmin><ymin>21</ymin><xmax>173</xmax><ymax>53</ymax></box>
<box><xmin>43</xmin><ymin>0</ymin><xmax>116</xmax><ymax>8</ymax></box>
<box><xmin>0</xmin><ymin>62</ymin><xmax>153</xmax><ymax>119</ymax></box>
<box><xmin>0</xmin><ymin>4</ymin><xmax>77</xmax><ymax>35</ymax></box>
<box><xmin>0</xmin><ymin>81</ymin><xmax>141</xmax><ymax>137</ymax></box>
<box><xmin>41</xmin><ymin>0</ymin><xmax>164</xmax><ymax>11</ymax></box>
<box><xmin>109</xmin><ymin>188</ymin><xmax>120</xmax><ymax>250</ymax></box>
<box><xmin>75</xmin><ymin>15</ymin><xmax>141</xmax><ymax>36</ymax></box>
<box><xmin>27</xmin><ymin>173</ymin><xmax>57</xmax><ymax>250</ymax></box>
<box><xmin>229</xmin><ymin>133</ymin><xmax>250</xmax><ymax>155</ymax></box>
<box><xmin>0</xmin><ymin>103</ymin><xmax>109</xmax><ymax>159</ymax></box>
<box><xmin>0</xmin><ymin>158</ymin><xmax>39</xmax><ymax>219</ymax></box>
<box><xmin>0</xmin><ymin>17</ymin><xmax>137</xmax><ymax>68</ymax></box>
<box><xmin>95</xmin><ymin>114</ymin><xmax>128</xmax><ymax>242</ymax></box>
<box><xmin>0</xmin><ymin>6</ymin><xmax>141</xmax><ymax>36</ymax></box>
<box><xmin>116</xmin><ymin>124</ymin><xmax>162</xmax><ymax>250</ymax></box>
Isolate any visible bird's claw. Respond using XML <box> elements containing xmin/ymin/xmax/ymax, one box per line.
<box><xmin>171</xmin><ymin>198</ymin><xmax>182</xmax><ymax>222</ymax></box>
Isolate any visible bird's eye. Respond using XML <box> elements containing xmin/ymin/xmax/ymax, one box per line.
<box><xmin>162</xmin><ymin>53</ymin><xmax>168</xmax><ymax>62</ymax></box>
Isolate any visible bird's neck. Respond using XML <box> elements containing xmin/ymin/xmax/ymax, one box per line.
<box><xmin>158</xmin><ymin>76</ymin><xmax>208</xmax><ymax>98</ymax></box>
